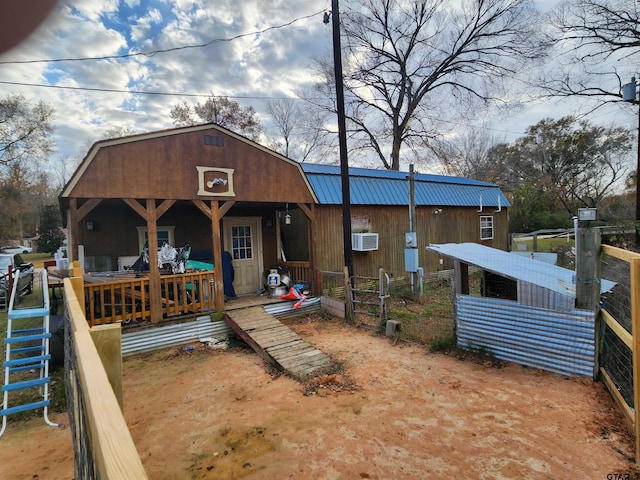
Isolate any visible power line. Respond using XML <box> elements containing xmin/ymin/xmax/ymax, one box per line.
<box><xmin>0</xmin><ymin>79</ymin><xmax>534</xmax><ymax>137</ymax></box>
<box><xmin>0</xmin><ymin>80</ymin><xmax>297</xmax><ymax>99</ymax></box>
<box><xmin>0</xmin><ymin>80</ymin><xmax>328</xmax><ymax>103</ymax></box>
<box><xmin>0</xmin><ymin>10</ymin><xmax>325</xmax><ymax>65</ymax></box>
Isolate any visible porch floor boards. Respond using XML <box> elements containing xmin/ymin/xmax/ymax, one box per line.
<box><xmin>222</xmin><ymin>294</ymin><xmax>289</xmax><ymax>311</ymax></box>
<box><xmin>223</xmin><ymin>306</ymin><xmax>333</xmax><ymax>380</ymax></box>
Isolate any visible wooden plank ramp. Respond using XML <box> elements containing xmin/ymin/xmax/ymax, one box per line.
<box><xmin>223</xmin><ymin>306</ymin><xmax>333</xmax><ymax>380</ymax></box>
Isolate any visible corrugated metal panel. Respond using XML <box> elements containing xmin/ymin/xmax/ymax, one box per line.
<box><xmin>302</xmin><ymin>164</ymin><xmax>510</xmax><ymax>208</ymax></box>
<box><xmin>428</xmin><ymin>243</ymin><xmax>616</xmax><ymax>297</ymax></box>
<box><xmin>456</xmin><ymin>295</ymin><xmax>595</xmax><ymax>377</ymax></box>
<box><xmin>302</xmin><ymin>163</ymin><xmax>495</xmax><ymax>185</ymax></box>
<box><xmin>518</xmin><ymin>281</ymin><xmax>575</xmax><ymax>312</ymax></box>
<box><xmin>122</xmin><ymin>316</ymin><xmax>233</xmax><ymax>356</ymax></box>
<box><xmin>264</xmin><ymin>296</ymin><xmax>321</xmax><ymax>320</ymax></box>
<box><xmin>121</xmin><ymin>300</ymin><xmax>321</xmax><ymax>356</ymax></box>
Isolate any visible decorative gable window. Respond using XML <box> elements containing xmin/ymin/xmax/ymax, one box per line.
<box><xmin>480</xmin><ymin>216</ymin><xmax>494</xmax><ymax>240</ymax></box>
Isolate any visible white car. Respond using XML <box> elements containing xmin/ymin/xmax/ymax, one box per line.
<box><xmin>1</xmin><ymin>245</ymin><xmax>32</xmax><ymax>254</ymax></box>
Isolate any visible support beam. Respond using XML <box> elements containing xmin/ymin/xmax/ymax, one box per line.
<box><xmin>155</xmin><ymin>199</ymin><xmax>176</xmax><ymax>219</ymax></box>
<box><xmin>297</xmin><ymin>203</ymin><xmax>313</xmax><ymax>220</ymax></box>
<box><xmin>210</xmin><ymin>202</ymin><xmax>225</xmax><ymax>311</ymax></box>
<box><xmin>69</xmin><ymin>199</ymin><xmax>82</xmax><ymax>263</ymax></box>
<box><xmin>76</xmin><ymin>198</ymin><xmax>102</xmax><ymax>220</ymax></box>
<box><xmin>123</xmin><ymin>198</ymin><xmax>146</xmax><ymax>219</ymax></box>
<box><xmin>453</xmin><ymin>260</ymin><xmax>469</xmax><ymax>296</ymax></box>
<box><xmin>192</xmin><ymin>199</ymin><xmax>226</xmax><ymax>311</ymax></box>
<box><xmin>146</xmin><ymin>200</ymin><xmax>162</xmax><ymax>323</ymax></box>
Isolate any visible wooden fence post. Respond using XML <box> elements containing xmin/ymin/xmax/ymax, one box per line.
<box><xmin>575</xmin><ymin>225</ymin><xmax>601</xmax><ymax>311</ymax></box>
<box><xmin>90</xmin><ymin>324</ymin><xmax>124</xmax><ymax>411</ymax></box>
<box><xmin>343</xmin><ymin>266</ymin><xmax>353</xmax><ymax>323</ymax></box>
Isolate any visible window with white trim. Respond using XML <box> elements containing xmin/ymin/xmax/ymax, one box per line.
<box><xmin>480</xmin><ymin>216</ymin><xmax>494</xmax><ymax>240</ymax></box>
<box><xmin>137</xmin><ymin>226</ymin><xmax>175</xmax><ymax>252</ymax></box>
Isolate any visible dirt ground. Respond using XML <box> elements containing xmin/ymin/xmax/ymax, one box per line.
<box><xmin>1</xmin><ymin>316</ymin><xmax>639</xmax><ymax>479</ymax></box>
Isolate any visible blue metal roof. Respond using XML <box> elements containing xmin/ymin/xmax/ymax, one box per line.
<box><xmin>300</xmin><ymin>163</ymin><xmax>510</xmax><ymax>207</ymax></box>
<box><xmin>427</xmin><ymin>243</ymin><xmax>615</xmax><ymax>296</ymax></box>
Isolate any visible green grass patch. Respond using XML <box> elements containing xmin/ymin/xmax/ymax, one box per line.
<box><xmin>389</xmin><ymin>310</ymin><xmax>417</xmax><ymax>320</ymax></box>
<box><xmin>21</xmin><ymin>253</ymin><xmax>54</xmax><ymax>270</ymax></box>
<box><xmin>429</xmin><ymin>334</ymin><xmax>456</xmax><ymax>352</ymax></box>
<box><xmin>0</xmin><ymin>281</ymin><xmax>67</xmax><ymax>421</ymax></box>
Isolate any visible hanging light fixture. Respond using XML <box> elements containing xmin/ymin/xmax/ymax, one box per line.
<box><xmin>285</xmin><ymin>203</ymin><xmax>291</xmax><ymax>225</ymax></box>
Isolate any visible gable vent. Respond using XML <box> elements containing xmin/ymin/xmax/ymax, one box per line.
<box><xmin>204</xmin><ymin>135</ymin><xmax>224</xmax><ymax>147</ymax></box>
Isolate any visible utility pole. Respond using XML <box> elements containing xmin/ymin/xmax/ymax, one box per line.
<box><xmin>327</xmin><ymin>0</ymin><xmax>353</xmax><ymax>278</ymax></box>
<box><xmin>408</xmin><ymin>165</ymin><xmax>416</xmax><ymax>290</ymax></box>
<box><xmin>622</xmin><ymin>77</ymin><xmax>640</xmax><ymax>246</ymax></box>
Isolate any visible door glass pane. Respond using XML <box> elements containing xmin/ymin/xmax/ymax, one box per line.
<box><xmin>232</xmin><ymin>224</ymin><xmax>253</xmax><ymax>260</ymax></box>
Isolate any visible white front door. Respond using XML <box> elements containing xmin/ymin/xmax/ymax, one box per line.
<box><xmin>222</xmin><ymin>217</ymin><xmax>263</xmax><ymax>296</ymax></box>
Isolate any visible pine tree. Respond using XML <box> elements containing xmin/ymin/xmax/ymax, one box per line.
<box><xmin>36</xmin><ymin>205</ymin><xmax>65</xmax><ymax>255</ymax></box>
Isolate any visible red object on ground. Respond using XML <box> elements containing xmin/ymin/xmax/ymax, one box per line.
<box><xmin>280</xmin><ymin>287</ymin><xmax>307</xmax><ymax>309</ymax></box>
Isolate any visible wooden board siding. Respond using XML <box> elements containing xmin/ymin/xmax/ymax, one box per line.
<box><xmin>77</xmin><ymin>199</ymin><xmax>286</xmax><ymax>273</ymax></box>
<box><xmin>65</xmin><ymin>126</ymin><xmax>315</xmax><ymax>204</ymax></box>
<box><xmin>312</xmin><ymin>205</ymin><xmax>509</xmax><ymax>277</ymax></box>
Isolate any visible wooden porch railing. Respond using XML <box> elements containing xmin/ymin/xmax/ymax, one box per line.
<box><xmin>282</xmin><ymin>261</ymin><xmax>311</xmax><ymax>285</ymax></box>
<box><xmin>84</xmin><ymin>271</ymin><xmax>216</xmax><ymax>326</ymax></box>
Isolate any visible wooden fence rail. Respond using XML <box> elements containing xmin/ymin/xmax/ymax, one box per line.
<box><xmin>65</xmin><ymin>262</ymin><xmax>147</xmax><ymax>478</ymax></box>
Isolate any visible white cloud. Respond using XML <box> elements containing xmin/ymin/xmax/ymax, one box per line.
<box><xmin>0</xmin><ymin>0</ymin><xmax>632</xmax><ymax>171</ymax></box>
<box><xmin>130</xmin><ymin>9</ymin><xmax>164</xmax><ymax>43</ymax></box>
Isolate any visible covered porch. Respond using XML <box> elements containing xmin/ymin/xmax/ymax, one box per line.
<box><xmin>65</xmin><ymin>261</ymin><xmax>313</xmax><ymax>327</ymax></box>
<box><xmin>59</xmin><ymin>124</ymin><xmax>318</xmax><ymax>324</ymax></box>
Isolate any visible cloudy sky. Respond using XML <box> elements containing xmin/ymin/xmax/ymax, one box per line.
<box><xmin>0</xmin><ymin>0</ymin><xmax>636</xmax><ymax>171</ymax></box>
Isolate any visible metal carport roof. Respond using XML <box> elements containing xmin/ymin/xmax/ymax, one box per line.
<box><xmin>427</xmin><ymin>242</ymin><xmax>615</xmax><ymax>296</ymax></box>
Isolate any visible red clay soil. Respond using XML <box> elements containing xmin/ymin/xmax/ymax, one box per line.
<box><xmin>1</xmin><ymin>316</ymin><xmax>639</xmax><ymax>479</ymax></box>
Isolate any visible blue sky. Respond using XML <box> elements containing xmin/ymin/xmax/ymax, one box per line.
<box><xmin>0</xmin><ymin>0</ymin><xmax>636</xmax><ymax>173</ymax></box>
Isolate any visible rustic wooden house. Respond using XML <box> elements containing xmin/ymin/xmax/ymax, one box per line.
<box><xmin>59</xmin><ymin>124</ymin><xmax>509</xmax><ymax>323</ymax></box>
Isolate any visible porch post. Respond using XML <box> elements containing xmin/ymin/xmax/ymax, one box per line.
<box><xmin>211</xmin><ymin>201</ymin><xmax>225</xmax><ymax>311</ymax></box>
<box><xmin>69</xmin><ymin>199</ymin><xmax>82</xmax><ymax>263</ymax></box>
<box><xmin>146</xmin><ymin>199</ymin><xmax>163</xmax><ymax>323</ymax></box>
<box><xmin>298</xmin><ymin>203</ymin><xmax>316</xmax><ymax>294</ymax></box>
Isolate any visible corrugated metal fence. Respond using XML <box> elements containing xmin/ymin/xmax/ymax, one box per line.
<box><xmin>456</xmin><ymin>295</ymin><xmax>595</xmax><ymax>377</ymax></box>
<box><xmin>121</xmin><ymin>299</ymin><xmax>321</xmax><ymax>356</ymax></box>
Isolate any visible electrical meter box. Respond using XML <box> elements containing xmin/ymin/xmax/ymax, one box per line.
<box><xmin>405</xmin><ymin>232</ymin><xmax>417</xmax><ymax>248</ymax></box>
<box><xmin>404</xmin><ymin>248</ymin><xmax>419</xmax><ymax>272</ymax></box>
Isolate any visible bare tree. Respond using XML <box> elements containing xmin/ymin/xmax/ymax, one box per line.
<box><xmin>170</xmin><ymin>95</ymin><xmax>261</xmax><ymax>141</ymax></box>
<box><xmin>266</xmin><ymin>98</ymin><xmax>334</xmax><ymax>162</ymax></box>
<box><xmin>541</xmin><ymin>0</ymin><xmax>640</xmax><ymax>108</ymax></box>
<box><xmin>315</xmin><ymin>0</ymin><xmax>545</xmax><ymax>170</ymax></box>
<box><xmin>0</xmin><ymin>93</ymin><xmax>54</xmax><ymax>168</ymax></box>
<box><xmin>0</xmin><ymin>93</ymin><xmax>55</xmax><ymax>243</ymax></box>
<box><xmin>430</xmin><ymin>128</ymin><xmax>506</xmax><ymax>182</ymax></box>
<box><xmin>267</xmin><ymin>99</ymin><xmax>296</xmax><ymax>158</ymax></box>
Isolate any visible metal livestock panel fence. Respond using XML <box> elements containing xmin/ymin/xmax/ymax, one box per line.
<box><xmin>456</xmin><ymin>295</ymin><xmax>595</xmax><ymax>377</ymax></box>
<box><xmin>599</xmin><ymin>244</ymin><xmax>640</xmax><ymax>462</ymax></box>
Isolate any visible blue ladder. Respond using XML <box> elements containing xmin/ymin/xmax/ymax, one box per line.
<box><xmin>0</xmin><ymin>269</ymin><xmax>62</xmax><ymax>437</ymax></box>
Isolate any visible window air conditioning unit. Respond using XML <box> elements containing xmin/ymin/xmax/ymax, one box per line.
<box><xmin>352</xmin><ymin>233</ymin><xmax>379</xmax><ymax>252</ymax></box>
